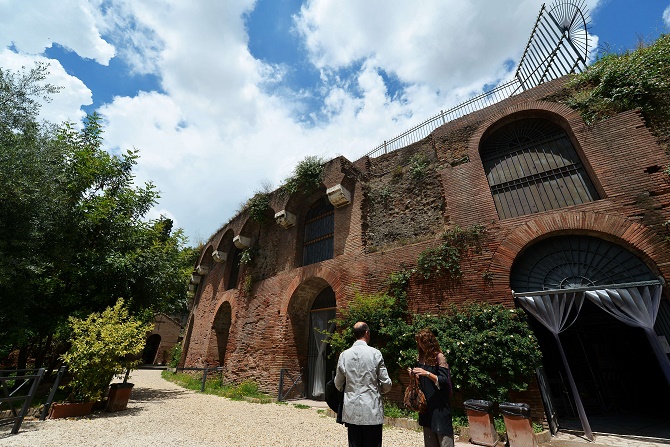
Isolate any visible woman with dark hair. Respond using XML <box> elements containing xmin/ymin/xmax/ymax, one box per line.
<box><xmin>410</xmin><ymin>328</ymin><xmax>454</xmax><ymax>447</ymax></box>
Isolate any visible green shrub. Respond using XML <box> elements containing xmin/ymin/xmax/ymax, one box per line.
<box><xmin>413</xmin><ymin>303</ymin><xmax>542</xmax><ymax>402</ymax></box>
<box><xmin>169</xmin><ymin>341</ymin><xmax>182</xmax><ymax>368</ymax></box>
<box><xmin>245</xmin><ymin>192</ymin><xmax>271</xmax><ymax>223</ymax></box>
<box><xmin>61</xmin><ymin>299</ymin><xmax>153</xmax><ymax>402</ymax></box>
<box><xmin>566</xmin><ymin>34</ymin><xmax>670</xmax><ymax>124</ymax></box>
<box><xmin>408</xmin><ymin>154</ymin><xmax>429</xmax><ymax>180</ymax></box>
<box><xmin>282</xmin><ymin>156</ymin><xmax>325</xmax><ymax>196</ymax></box>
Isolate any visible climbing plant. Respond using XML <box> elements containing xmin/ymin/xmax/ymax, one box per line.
<box><xmin>416</xmin><ymin>224</ymin><xmax>486</xmax><ymax>280</ymax></box>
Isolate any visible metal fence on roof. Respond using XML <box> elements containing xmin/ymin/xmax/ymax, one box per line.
<box><xmin>362</xmin><ymin>0</ymin><xmax>590</xmax><ymax>161</ymax></box>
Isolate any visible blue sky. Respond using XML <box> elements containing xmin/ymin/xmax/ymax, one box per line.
<box><xmin>1</xmin><ymin>0</ymin><xmax>669</xmax><ymax>244</ymax></box>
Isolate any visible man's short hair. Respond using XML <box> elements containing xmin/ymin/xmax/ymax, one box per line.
<box><xmin>353</xmin><ymin>322</ymin><xmax>369</xmax><ymax>340</ymax></box>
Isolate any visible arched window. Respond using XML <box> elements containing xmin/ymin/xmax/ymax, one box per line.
<box><xmin>226</xmin><ymin>245</ymin><xmax>242</xmax><ymax>290</ymax></box>
<box><xmin>480</xmin><ymin>118</ymin><xmax>599</xmax><ymax>219</ymax></box>
<box><xmin>303</xmin><ymin>197</ymin><xmax>334</xmax><ymax>266</ymax></box>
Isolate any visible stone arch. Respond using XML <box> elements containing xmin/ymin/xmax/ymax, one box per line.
<box><xmin>488</xmin><ymin>211</ymin><xmax>669</xmax><ymax>295</ymax></box>
<box><xmin>197</xmin><ymin>245</ymin><xmax>214</xmax><ymax>274</ymax></box>
<box><xmin>210</xmin><ymin>301</ymin><xmax>232</xmax><ymax>367</ymax></box>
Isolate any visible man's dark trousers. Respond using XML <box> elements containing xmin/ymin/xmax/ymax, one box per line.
<box><xmin>347</xmin><ymin>423</ymin><xmax>382</xmax><ymax>447</ymax></box>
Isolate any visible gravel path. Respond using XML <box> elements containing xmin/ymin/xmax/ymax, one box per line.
<box><xmin>0</xmin><ymin>369</ymin><xmax>469</xmax><ymax>447</ymax></box>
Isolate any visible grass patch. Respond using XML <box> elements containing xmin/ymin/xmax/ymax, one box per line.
<box><xmin>161</xmin><ymin>370</ymin><xmax>270</xmax><ymax>400</ymax></box>
<box><xmin>293</xmin><ymin>403</ymin><xmax>311</xmax><ymax>409</ymax></box>
<box><xmin>384</xmin><ymin>401</ymin><xmax>418</xmax><ymax>420</ymax></box>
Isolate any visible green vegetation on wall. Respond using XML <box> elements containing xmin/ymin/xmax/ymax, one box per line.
<box><xmin>281</xmin><ymin>155</ymin><xmax>325</xmax><ymax>196</ymax></box>
<box><xmin>566</xmin><ymin>34</ymin><xmax>670</xmax><ymax>125</ymax></box>
<box><xmin>416</xmin><ymin>225</ymin><xmax>486</xmax><ymax>281</ymax></box>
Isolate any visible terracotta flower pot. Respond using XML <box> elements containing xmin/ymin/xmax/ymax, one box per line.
<box><xmin>106</xmin><ymin>382</ymin><xmax>134</xmax><ymax>412</ymax></box>
<box><xmin>48</xmin><ymin>401</ymin><xmax>95</xmax><ymax>419</ymax></box>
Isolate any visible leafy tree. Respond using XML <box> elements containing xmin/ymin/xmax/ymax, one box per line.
<box><xmin>0</xmin><ymin>64</ymin><xmax>194</xmax><ymax>367</ymax></box>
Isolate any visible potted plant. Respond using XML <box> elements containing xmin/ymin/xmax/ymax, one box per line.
<box><xmin>51</xmin><ymin>299</ymin><xmax>152</xmax><ymax>418</ymax></box>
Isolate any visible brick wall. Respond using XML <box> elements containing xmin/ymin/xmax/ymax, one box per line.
<box><xmin>183</xmin><ymin>75</ymin><xmax>670</xmax><ymax>422</ymax></box>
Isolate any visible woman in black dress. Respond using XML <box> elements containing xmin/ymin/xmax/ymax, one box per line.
<box><xmin>410</xmin><ymin>328</ymin><xmax>454</xmax><ymax>447</ymax></box>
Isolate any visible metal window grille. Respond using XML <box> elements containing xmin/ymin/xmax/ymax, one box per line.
<box><xmin>510</xmin><ymin>235</ymin><xmax>656</xmax><ymax>293</ymax></box>
<box><xmin>481</xmin><ymin>118</ymin><xmax>598</xmax><ymax>220</ymax></box>
<box><xmin>303</xmin><ymin>197</ymin><xmax>334</xmax><ymax>266</ymax></box>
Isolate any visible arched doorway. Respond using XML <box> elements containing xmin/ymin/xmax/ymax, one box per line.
<box><xmin>306</xmin><ymin>287</ymin><xmax>336</xmax><ymax>400</ymax></box>
<box><xmin>212</xmin><ymin>302</ymin><xmax>232</xmax><ymax>367</ymax></box>
<box><xmin>143</xmin><ymin>334</ymin><xmax>161</xmax><ymax>364</ymax></box>
<box><xmin>511</xmin><ymin>235</ymin><xmax>670</xmax><ymax>437</ymax></box>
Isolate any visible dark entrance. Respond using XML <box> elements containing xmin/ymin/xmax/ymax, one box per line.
<box><xmin>142</xmin><ymin>334</ymin><xmax>161</xmax><ymax>364</ymax></box>
<box><xmin>306</xmin><ymin>287</ymin><xmax>336</xmax><ymax>400</ymax></box>
<box><xmin>212</xmin><ymin>302</ymin><xmax>232</xmax><ymax>367</ymax></box>
<box><xmin>512</xmin><ymin>235</ymin><xmax>670</xmax><ymax>437</ymax></box>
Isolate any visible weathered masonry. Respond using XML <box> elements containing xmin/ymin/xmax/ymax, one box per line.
<box><xmin>181</xmin><ymin>1</ymin><xmax>670</xmax><ymax>437</ymax></box>
<box><xmin>181</xmin><ymin>73</ymin><xmax>670</xmax><ymax>432</ymax></box>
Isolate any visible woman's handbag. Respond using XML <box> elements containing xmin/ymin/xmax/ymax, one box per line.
<box><xmin>403</xmin><ymin>372</ymin><xmax>428</xmax><ymax>413</ymax></box>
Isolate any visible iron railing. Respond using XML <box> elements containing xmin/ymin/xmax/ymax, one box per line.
<box><xmin>364</xmin><ymin>78</ymin><xmax>523</xmax><ymax>159</ymax></box>
<box><xmin>0</xmin><ymin>368</ymin><xmax>45</xmax><ymax>434</ymax></box>
<box><xmin>362</xmin><ymin>1</ymin><xmax>590</xmax><ymax>161</ymax></box>
<box><xmin>39</xmin><ymin>365</ymin><xmax>67</xmax><ymax>421</ymax></box>
<box><xmin>278</xmin><ymin>368</ymin><xmax>305</xmax><ymax>401</ymax></box>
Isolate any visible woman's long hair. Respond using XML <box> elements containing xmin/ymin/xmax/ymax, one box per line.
<box><xmin>416</xmin><ymin>328</ymin><xmax>441</xmax><ymax>366</ymax></box>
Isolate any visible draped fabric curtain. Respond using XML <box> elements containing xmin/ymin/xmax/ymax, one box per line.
<box><xmin>516</xmin><ymin>292</ymin><xmax>593</xmax><ymax>440</ymax></box>
<box><xmin>310</xmin><ymin>310</ymin><xmax>335</xmax><ymax>398</ymax></box>
<box><xmin>585</xmin><ymin>285</ymin><xmax>670</xmax><ymax>386</ymax></box>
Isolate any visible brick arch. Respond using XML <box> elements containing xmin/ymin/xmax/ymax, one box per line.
<box><xmin>197</xmin><ymin>245</ymin><xmax>214</xmax><ymax>271</ymax></box>
<box><xmin>467</xmin><ymin>101</ymin><xmax>593</xmax><ymax>181</ymax></box>
<box><xmin>283</xmin><ymin>264</ymin><xmax>342</xmax><ymax>317</ymax></box>
<box><xmin>280</xmin><ymin>265</ymin><xmax>342</xmax><ymax>373</ymax></box>
<box><xmin>489</xmin><ymin>211</ymin><xmax>669</xmax><ymax>290</ymax></box>
<box><xmin>471</xmin><ymin>100</ymin><xmax>586</xmax><ymax>150</ymax></box>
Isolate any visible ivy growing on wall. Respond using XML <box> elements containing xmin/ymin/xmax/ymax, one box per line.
<box><xmin>416</xmin><ymin>224</ymin><xmax>486</xmax><ymax>280</ymax></box>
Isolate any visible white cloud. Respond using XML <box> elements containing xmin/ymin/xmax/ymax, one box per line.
<box><xmin>0</xmin><ymin>0</ymin><xmax>609</xmax><ymax>243</ymax></box>
<box><xmin>293</xmin><ymin>0</ymin><xmax>546</xmax><ymax>91</ymax></box>
<box><xmin>0</xmin><ymin>0</ymin><xmax>114</xmax><ymax>64</ymax></box>
<box><xmin>0</xmin><ymin>50</ymin><xmax>91</xmax><ymax>125</ymax></box>
<box><xmin>664</xmin><ymin>5</ymin><xmax>670</xmax><ymax>28</ymax></box>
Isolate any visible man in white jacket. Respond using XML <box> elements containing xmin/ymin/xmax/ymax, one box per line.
<box><xmin>335</xmin><ymin>321</ymin><xmax>393</xmax><ymax>447</ymax></box>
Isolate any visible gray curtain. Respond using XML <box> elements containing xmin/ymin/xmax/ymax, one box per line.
<box><xmin>310</xmin><ymin>310</ymin><xmax>335</xmax><ymax>398</ymax></box>
<box><xmin>585</xmin><ymin>285</ymin><xmax>670</xmax><ymax>386</ymax></box>
<box><xmin>516</xmin><ymin>292</ymin><xmax>593</xmax><ymax>440</ymax></box>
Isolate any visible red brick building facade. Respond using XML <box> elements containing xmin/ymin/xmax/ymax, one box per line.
<box><xmin>181</xmin><ymin>75</ymin><xmax>670</xmax><ymax>425</ymax></box>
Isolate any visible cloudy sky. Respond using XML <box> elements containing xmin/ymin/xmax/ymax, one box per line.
<box><xmin>2</xmin><ymin>0</ymin><xmax>669</xmax><ymax>244</ymax></box>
